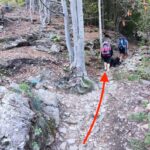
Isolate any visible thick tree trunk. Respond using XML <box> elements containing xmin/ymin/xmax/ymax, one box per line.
<box><xmin>70</xmin><ymin>0</ymin><xmax>78</xmax><ymax>68</ymax></box>
<box><xmin>61</xmin><ymin>0</ymin><xmax>94</xmax><ymax>93</ymax></box>
<box><xmin>76</xmin><ymin>0</ymin><xmax>86</xmax><ymax>76</ymax></box>
<box><xmin>70</xmin><ymin>0</ymin><xmax>87</xmax><ymax>76</ymax></box>
<box><xmin>61</xmin><ymin>0</ymin><xmax>74</xmax><ymax>63</ymax></box>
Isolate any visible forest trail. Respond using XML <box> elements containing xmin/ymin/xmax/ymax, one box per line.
<box><xmin>1</xmin><ymin>42</ymin><xmax>149</xmax><ymax>150</ymax></box>
<box><xmin>51</xmin><ymin>54</ymin><xmax>150</xmax><ymax>150</ymax></box>
<box><xmin>0</xmin><ymin>7</ymin><xmax>150</xmax><ymax>150</ymax></box>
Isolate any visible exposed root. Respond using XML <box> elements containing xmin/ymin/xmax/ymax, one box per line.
<box><xmin>56</xmin><ymin>72</ymin><xmax>94</xmax><ymax>94</ymax></box>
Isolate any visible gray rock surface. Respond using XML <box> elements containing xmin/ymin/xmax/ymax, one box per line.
<box><xmin>0</xmin><ymin>91</ymin><xmax>34</xmax><ymax>150</ymax></box>
<box><xmin>0</xmin><ymin>85</ymin><xmax>60</xmax><ymax>150</ymax></box>
<box><xmin>34</xmin><ymin>89</ymin><xmax>60</xmax><ymax>127</ymax></box>
<box><xmin>3</xmin><ymin>39</ymin><xmax>30</xmax><ymax>50</ymax></box>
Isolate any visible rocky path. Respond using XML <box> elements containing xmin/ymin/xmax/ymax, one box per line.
<box><xmin>52</xmin><ymin>88</ymin><xmax>109</xmax><ymax>150</ymax></box>
<box><xmin>1</xmin><ymin>43</ymin><xmax>149</xmax><ymax>150</ymax></box>
<box><xmin>51</xmin><ymin>53</ymin><xmax>150</xmax><ymax>150</ymax></box>
<box><xmin>51</xmin><ymin>81</ymin><xmax>150</xmax><ymax>150</ymax></box>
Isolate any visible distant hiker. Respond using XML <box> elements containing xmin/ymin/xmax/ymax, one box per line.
<box><xmin>101</xmin><ymin>41</ymin><xmax>113</xmax><ymax>72</ymax></box>
<box><xmin>118</xmin><ymin>37</ymin><xmax>128</xmax><ymax>62</ymax></box>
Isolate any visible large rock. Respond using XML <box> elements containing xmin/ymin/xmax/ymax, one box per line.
<box><xmin>0</xmin><ymin>85</ymin><xmax>60</xmax><ymax>150</ymax></box>
<box><xmin>34</xmin><ymin>89</ymin><xmax>60</xmax><ymax>127</ymax></box>
<box><xmin>35</xmin><ymin>45</ymin><xmax>51</xmax><ymax>53</ymax></box>
<box><xmin>3</xmin><ymin>39</ymin><xmax>30</xmax><ymax>50</ymax></box>
<box><xmin>0</xmin><ymin>91</ymin><xmax>34</xmax><ymax>150</ymax></box>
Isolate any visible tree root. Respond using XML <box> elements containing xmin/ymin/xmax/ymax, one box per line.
<box><xmin>56</xmin><ymin>74</ymin><xmax>94</xmax><ymax>94</ymax></box>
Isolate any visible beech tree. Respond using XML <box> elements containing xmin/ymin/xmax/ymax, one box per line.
<box><xmin>61</xmin><ymin>0</ymin><xmax>74</xmax><ymax>63</ymax></box>
<box><xmin>61</xmin><ymin>0</ymin><xmax>93</xmax><ymax>93</ymax></box>
<box><xmin>70</xmin><ymin>0</ymin><xmax>87</xmax><ymax>76</ymax></box>
<box><xmin>62</xmin><ymin>0</ymin><xmax>87</xmax><ymax>76</ymax></box>
<box><xmin>39</xmin><ymin>0</ymin><xmax>51</xmax><ymax>29</ymax></box>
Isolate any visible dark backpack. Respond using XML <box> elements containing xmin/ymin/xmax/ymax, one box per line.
<box><xmin>118</xmin><ymin>38</ymin><xmax>127</xmax><ymax>49</ymax></box>
<box><xmin>101</xmin><ymin>41</ymin><xmax>111</xmax><ymax>57</ymax></box>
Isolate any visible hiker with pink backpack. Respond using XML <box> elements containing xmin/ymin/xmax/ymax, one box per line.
<box><xmin>100</xmin><ymin>40</ymin><xmax>113</xmax><ymax>72</ymax></box>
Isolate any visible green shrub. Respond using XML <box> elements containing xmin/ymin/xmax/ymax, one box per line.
<box><xmin>144</xmin><ymin>133</ymin><xmax>150</xmax><ymax>146</ymax></box>
<box><xmin>129</xmin><ymin>138</ymin><xmax>147</xmax><ymax>150</ymax></box>
<box><xmin>51</xmin><ymin>35</ymin><xmax>60</xmax><ymax>42</ymax></box>
<box><xmin>32</xmin><ymin>142</ymin><xmax>40</xmax><ymax>150</ymax></box>
<box><xmin>113</xmin><ymin>71</ymin><xmax>127</xmax><ymax>81</ymax></box>
<box><xmin>129</xmin><ymin>112</ymin><xmax>148</xmax><ymax>122</ymax></box>
<box><xmin>19</xmin><ymin>82</ymin><xmax>30</xmax><ymax>94</ymax></box>
<box><xmin>128</xmin><ymin>73</ymin><xmax>140</xmax><ymax>81</ymax></box>
<box><xmin>142</xmin><ymin>100</ymin><xmax>149</xmax><ymax>108</ymax></box>
<box><xmin>34</xmin><ymin>127</ymin><xmax>42</xmax><ymax>136</ymax></box>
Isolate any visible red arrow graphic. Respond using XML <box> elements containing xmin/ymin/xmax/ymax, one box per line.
<box><xmin>83</xmin><ymin>72</ymin><xmax>109</xmax><ymax>144</ymax></box>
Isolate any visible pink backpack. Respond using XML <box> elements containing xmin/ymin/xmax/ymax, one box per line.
<box><xmin>101</xmin><ymin>42</ymin><xmax>111</xmax><ymax>56</ymax></box>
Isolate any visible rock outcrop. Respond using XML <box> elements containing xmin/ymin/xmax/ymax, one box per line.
<box><xmin>0</xmin><ymin>84</ymin><xmax>59</xmax><ymax>150</ymax></box>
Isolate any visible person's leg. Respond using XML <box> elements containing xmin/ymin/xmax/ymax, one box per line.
<box><xmin>119</xmin><ymin>53</ymin><xmax>123</xmax><ymax>62</ymax></box>
<box><xmin>119</xmin><ymin>48</ymin><xmax>125</xmax><ymax>62</ymax></box>
<box><xmin>107</xmin><ymin>63</ymin><xmax>110</xmax><ymax>72</ymax></box>
<box><xmin>104</xmin><ymin>62</ymin><xmax>107</xmax><ymax>71</ymax></box>
<box><xmin>124</xmin><ymin>51</ymin><xmax>128</xmax><ymax>59</ymax></box>
<box><xmin>106</xmin><ymin>57</ymin><xmax>111</xmax><ymax>72</ymax></box>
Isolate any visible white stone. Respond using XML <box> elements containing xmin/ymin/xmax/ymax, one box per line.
<box><xmin>67</xmin><ymin>139</ymin><xmax>76</xmax><ymax>144</ymax></box>
<box><xmin>141</xmin><ymin>124</ymin><xmax>149</xmax><ymax>130</ymax></box>
<box><xmin>69</xmin><ymin>145</ymin><xmax>78</xmax><ymax>150</ymax></box>
<box><xmin>146</xmin><ymin>104</ymin><xmax>150</xmax><ymax>111</ymax></box>
<box><xmin>60</xmin><ymin>142</ymin><xmax>67</xmax><ymax>150</ymax></box>
<box><xmin>59</xmin><ymin>127</ymin><xmax>67</xmax><ymax>134</ymax></box>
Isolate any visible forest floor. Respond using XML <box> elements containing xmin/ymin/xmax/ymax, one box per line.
<box><xmin>0</xmin><ymin>8</ymin><xmax>150</xmax><ymax>150</ymax></box>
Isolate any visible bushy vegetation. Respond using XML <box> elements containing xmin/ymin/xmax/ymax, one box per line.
<box><xmin>0</xmin><ymin>0</ymin><xmax>25</xmax><ymax>5</ymax></box>
<box><xmin>129</xmin><ymin>112</ymin><xmax>148</xmax><ymax>122</ymax></box>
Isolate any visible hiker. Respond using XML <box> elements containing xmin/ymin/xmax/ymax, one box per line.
<box><xmin>101</xmin><ymin>41</ymin><xmax>113</xmax><ymax>72</ymax></box>
<box><xmin>118</xmin><ymin>37</ymin><xmax>128</xmax><ymax>62</ymax></box>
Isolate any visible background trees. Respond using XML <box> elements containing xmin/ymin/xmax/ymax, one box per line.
<box><xmin>0</xmin><ymin>0</ymin><xmax>149</xmax><ymax>91</ymax></box>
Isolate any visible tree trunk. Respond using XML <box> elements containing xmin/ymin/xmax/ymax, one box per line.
<box><xmin>29</xmin><ymin>0</ymin><xmax>33</xmax><ymax>22</ymax></box>
<box><xmin>61</xmin><ymin>0</ymin><xmax>94</xmax><ymax>93</ymax></box>
<box><xmin>61</xmin><ymin>0</ymin><xmax>74</xmax><ymax>63</ymax></box>
<box><xmin>101</xmin><ymin>0</ymin><xmax>104</xmax><ymax>29</ymax></box>
<box><xmin>39</xmin><ymin>0</ymin><xmax>47</xmax><ymax>29</ymax></box>
<box><xmin>98</xmin><ymin>0</ymin><xmax>103</xmax><ymax>48</ymax></box>
<box><xmin>76</xmin><ymin>0</ymin><xmax>87</xmax><ymax>76</ymax></box>
<box><xmin>46</xmin><ymin>0</ymin><xmax>51</xmax><ymax>24</ymax></box>
<box><xmin>70</xmin><ymin>0</ymin><xmax>87</xmax><ymax>76</ymax></box>
<box><xmin>70</xmin><ymin>0</ymin><xmax>78</xmax><ymax>68</ymax></box>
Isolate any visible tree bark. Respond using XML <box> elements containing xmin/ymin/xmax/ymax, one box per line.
<box><xmin>76</xmin><ymin>0</ymin><xmax>86</xmax><ymax>76</ymax></box>
<box><xmin>70</xmin><ymin>0</ymin><xmax>78</xmax><ymax>68</ymax></box>
<box><xmin>62</xmin><ymin>0</ymin><xmax>94</xmax><ymax>93</ymax></box>
<box><xmin>70</xmin><ymin>0</ymin><xmax>87</xmax><ymax>76</ymax></box>
<box><xmin>101</xmin><ymin>0</ymin><xmax>104</xmax><ymax>29</ymax></box>
<box><xmin>61</xmin><ymin>0</ymin><xmax>74</xmax><ymax>63</ymax></box>
<box><xmin>98</xmin><ymin>0</ymin><xmax>103</xmax><ymax>48</ymax></box>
